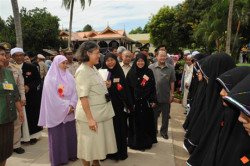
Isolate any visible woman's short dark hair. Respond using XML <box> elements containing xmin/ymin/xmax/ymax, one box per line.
<box><xmin>75</xmin><ymin>41</ymin><xmax>99</xmax><ymax>62</ymax></box>
<box><xmin>0</xmin><ymin>45</ymin><xmax>6</xmax><ymax>52</ymax></box>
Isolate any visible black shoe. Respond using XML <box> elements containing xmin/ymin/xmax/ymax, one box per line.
<box><xmin>30</xmin><ymin>138</ymin><xmax>37</xmax><ymax>145</ymax></box>
<box><xmin>161</xmin><ymin>134</ymin><xmax>169</xmax><ymax>140</ymax></box>
<box><xmin>168</xmin><ymin>116</ymin><xmax>171</xmax><ymax>119</ymax></box>
<box><xmin>13</xmin><ymin>147</ymin><xmax>25</xmax><ymax>154</ymax></box>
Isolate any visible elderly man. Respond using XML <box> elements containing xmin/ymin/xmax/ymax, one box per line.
<box><xmin>119</xmin><ymin>50</ymin><xmax>133</xmax><ymax>77</ymax></box>
<box><xmin>149</xmin><ymin>50</ymin><xmax>176</xmax><ymax>140</ymax></box>
<box><xmin>37</xmin><ymin>54</ymin><xmax>47</xmax><ymax>80</ymax></box>
<box><xmin>181</xmin><ymin>50</ymin><xmax>191</xmax><ymax>93</ymax></box>
<box><xmin>11</xmin><ymin>48</ymin><xmax>42</xmax><ymax>145</ymax></box>
<box><xmin>64</xmin><ymin>48</ymin><xmax>79</xmax><ymax>76</ymax></box>
<box><xmin>182</xmin><ymin>55</ymin><xmax>193</xmax><ymax>108</ymax></box>
<box><xmin>117</xmin><ymin>46</ymin><xmax>126</xmax><ymax>62</ymax></box>
<box><xmin>1</xmin><ymin>44</ymin><xmax>26</xmax><ymax>154</ymax></box>
<box><xmin>157</xmin><ymin>45</ymin><xmax>174</xmax><ymax>65</ymax></box>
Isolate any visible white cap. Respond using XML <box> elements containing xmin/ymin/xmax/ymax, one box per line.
<box><xmin>192</xmin><ymin>51</ymin><xmax>200</xmax><ymax>56</ymax></box>
<box><xmin>10</xmin><ymin>47</ymin><xmax>24</xmax><ymax>56</ymax></box>
<box><xmin>184</xmin><ymin>50</ymin><xmax>190</xmax><ymax>55</ymax></box>
<box><xmin>37</xmin><ymin>54</ymin><xmax>45</xmax><ymax>59</ymax></box>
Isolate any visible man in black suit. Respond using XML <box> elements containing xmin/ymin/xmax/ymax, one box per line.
<box><xmin>11</xmin><ymin>48</ymin><xmax>42</xmax><ymax>145</ymax></box>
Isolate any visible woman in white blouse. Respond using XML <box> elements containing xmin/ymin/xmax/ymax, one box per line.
<box><xmin>75</xmin><ymin>41</ymin><xmax>117</xmax><ymax>166</ymax></box>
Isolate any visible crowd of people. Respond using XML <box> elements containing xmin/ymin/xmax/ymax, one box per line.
<box><xmin>0</xmin><ymin>40</ymin><xmax>249</xmax><ymax>166</ymax></box>
<box><xmin>182</xmin><ymin>52</ymin><xmax>250</xmax><ymax>166</ymax></box>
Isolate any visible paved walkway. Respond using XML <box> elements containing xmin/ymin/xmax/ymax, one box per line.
<box><xmin>6</xmin><ymin>103</ymin><xmax>188</xmax><ymax>166</ymax></box>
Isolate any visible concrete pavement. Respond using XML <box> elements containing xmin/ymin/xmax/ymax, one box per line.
<box><xmin>6</xmin><ymin>103</ymin><xmax>188</xmax><ymax>166</ymax></box>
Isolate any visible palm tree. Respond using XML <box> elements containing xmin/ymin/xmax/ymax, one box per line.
<box><xmin>62</xmin><ymin>0</ymin><xmax>91</xmax><ymax>48</ymax></box>
<box><xmin>11</xmin><ymin>0</ymin><xmax>23</xmax><ymax>48</ymax></box>
<box><xmin>225</xmin><ymin>0</ymin><xmax>234</xmax><ymax>55</ymax></box>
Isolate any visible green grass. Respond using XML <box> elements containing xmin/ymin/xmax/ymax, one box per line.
<box><xmin>236</xmin><ymin>63</ymin><xmax>250</xmax><ymax>66</ymax></box>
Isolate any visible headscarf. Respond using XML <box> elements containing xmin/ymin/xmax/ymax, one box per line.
<box><xmin>224</xmin><ymin>74</ymin><xmax>250</xmax><ymax>117</ymax></box>
<box><xmin>187</xmin><ymin>53</ymin><xmax>236</xmax><ymax>165</ymax></box>
<box><xmin>38</xmin><ymin>55</ymin><xmax>77</xmax><ymax>128</ymax></box>
<box><xmin>217</xmin><ymin>74</ymin><xmax>250</xmax><ymax>166</ymax></box>
<box><xmin>211</xmin><ymin>67</ymin><xmax>250</xmax><ymax>166</ymax></box>
<box><xmin>102</xmin><ymin>53</ymin><xmax>125</xmax><ymax>81</ymax></box>
<box><xmin>102</xmin><ymin>53</ymin><xmax>132</xmax><ymax>111</ymax></box>
<box><xmin>217</xmin><ymin>67</ymin><xmax>250</xmax><ymax>93</ymax></box>
<box><xmin>127</xmin><ymin>53</ymin><xmax>156</xmax><ymax>101</ymax></box>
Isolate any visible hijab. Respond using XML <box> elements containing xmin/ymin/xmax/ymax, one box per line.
<box><xmin>224</xmin><ymin>73</ymin><xmax>250</xmax><ymax>117</ymax></box>
<box><xmin>187</xmin><ymin>53</ymin><xmax>236</xmax><ymax>166</ymax></box>
<box><xmin>127</xmin><ymin>53</ymin><xmax>155</xmax><ymax>100</ymax></box>
<box><xmin>38</xmin><ymin>55</ymin><xmax>78</xmax><ymax>128</ymax></box>
<box><xmin>102</xmin><ymin>53</ymin><xmax>132</xmax><ymax>110</ymax></box>
<box><xmin>217</xmin><ymin>74</ymin><xmax>250</xmax><ymax>166</ymax></box>
<box><xmin>212</xmin><ymin>67</ymin><xmax>250</xmax><ymax>165</ymax></box>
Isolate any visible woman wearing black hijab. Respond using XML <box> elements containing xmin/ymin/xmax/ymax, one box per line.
<box><xmin>126</xmin><ymin>53</ymin><xmax>157</xmax><ymax>151</ymax></box>
<box><xmin>187</xmin><ymin>53</ymin><xmax>236</xmax><ymax>166</ymax></box>
<box><xmin>199</xmin><ymin>67</ymin><xmax>250</xmax><ymax>166</ymax></box>
<box><xmin>217</xmin><ymin>74</ymin><xmax>250</xmax><ymax>166</ymax></box>
<box><xmin>102</xmin><ymin>53</ymin><xmax>133</xmax><ymax>160</ymax></box>
<box><xmin>183</xmin><ymin>54</ymin><xmax>209</xmax><ymax>130</ymax></box>
<box><xmin>183</xmin><ymin>57</ymin><xmax>208</xmax><ymax>154</ymax></box>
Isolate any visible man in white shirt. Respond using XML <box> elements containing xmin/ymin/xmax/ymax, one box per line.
<box><xmin>119</xmin><ymin>50</ymin><xmax>133</xmax><ymax>77</ymax></box>
<box><xmin>183</xmin><ymin>55</ymin><xmax>193</xmax><ymax>108</ymax></box>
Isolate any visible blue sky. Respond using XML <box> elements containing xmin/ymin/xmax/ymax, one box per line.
<box><xmin>0</xmin><ymin>0</ymin><xmax>183</xmax><ymax>33</ymax></box>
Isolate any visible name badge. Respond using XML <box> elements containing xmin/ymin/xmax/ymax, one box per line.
<box><xmin>113</xmin><ymin>78</ymin><xmax>120</xmax><ymax>83</ymax></box>
<box><xmin>3</xmin><ymin>82</ymin><xmax>14</xmax><ymax>90</ymax></box>
<box><xmin>166</xmin><ymin>75</ymin><xmax>169</xmax><ymax>80</ymax></box>
<box><xmin>143</xmin><ymin>75</ymin><xmax>149</xmax><ymax>81</ymax></box>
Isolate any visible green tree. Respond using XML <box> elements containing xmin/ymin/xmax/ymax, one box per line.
<box><xmin>83</xmin><ymin>24</ymin><xmax>93</xmax><ymax>31</ymax></box>
<box><xmin>1</xmin><ymin>8</ymin><xmax>60</xmax><ymax>54</ymax></box>
<box><xmin>129</xmin><ymin>27</ymin><xmax>143</xmax><ymax>34</ymax></box>
<box><xmin>148</xmin><ymin>6</ymin><xmax>192</xmax><ymax>53</ymax></box>
<box><xmin>62</xmin><ymin>0</ymin><xmax>91</xmax><ymax>48</ymax></box>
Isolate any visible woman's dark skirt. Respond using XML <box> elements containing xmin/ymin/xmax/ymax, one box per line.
<box><xmin>48</xmin><ymin>120</ymin><xmax>77</xmax><ymax>166</ymax></box>
<box><xmin>0</xmin><ymin>122</ymin><xmax>14</xmax><ymax>162</ymax></box>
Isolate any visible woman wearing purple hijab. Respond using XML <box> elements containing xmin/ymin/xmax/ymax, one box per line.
<box><xmin>38</xmin><ymin>55</ymin><xmax>78</xmax><ymax>166</ymax></box>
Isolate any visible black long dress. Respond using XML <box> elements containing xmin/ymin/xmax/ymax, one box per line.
<box><xmin>183</xmin><ymin>56</ymin><xmax>208</xmax><ymax>131</ymax></box>
<box><xmin>22</xmin><ymin>62</ymin><xmax>42</xmax><ymax>135</ymax></box>
<box><xmin>127</xmin><ymin>53</ymin><xmax>157</xmax><ymax>150</ymax></box>
<box><xmin>200</xmin><ymin>67</ymin><xmax>250</xmax><ymax>166</ymax></box>
<box><xmin>102</xmin><ymin>53</ymin><xmax>133</xmax><ymax>160</ymax></box>
<box><xmin>187</xmin><ymin>53</ymin><xmax>236</xmax><ymax>166</ymax></box>
<box><xmin>186</xmin><ymin>53</ymin><xmax>209</xmax><ymax>107</ymax></box>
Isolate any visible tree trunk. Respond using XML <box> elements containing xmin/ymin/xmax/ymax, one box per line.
<box><xmin>11</xmin><ymin>0</ymin><xmax>23</xmax><ymax>48</ymax></box>
<box><xmin>232</xmin><ymin>21</ymin><xmax>240</xmax><ymax>54</ymax></box>
<box><xmin>225</xmin><ymin>0</ymin><xmax>234</xmax><ymax>55</ymax></box>
<box><xmin>68</xmin><ymin>0</ymin><xmax>74</xmax><ymax>48</ymax></box>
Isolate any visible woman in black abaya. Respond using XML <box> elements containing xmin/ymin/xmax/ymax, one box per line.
<box><xmin>187</xmin><ymin>53</ymin><xmax>236</xmax><ymax>166</ymax></box>
<box><xmin>199</xmin><ymin>67</ymin><xmax>250</xmax><ymax>166</ymax></box>
<box><xmin>127</xmin><ymin>53</ymin><xmax>157</xmax><ymax>151</ymax></box>
<box><xmin>218</xmin><ymin>74</ymin><xmax>250</xmax><ymax>166</ymax></box>
<box><xmin>103</xmin><ymin>53</ymin><xmax>133</xmax><ymax>160</ymax></box>
<box><xmin>183</xmin><ymin>54</ymin><xmax>209</xmax><ymax>131</ymax></box>
<box><xmin>183</xmin><ymin>57</ymin><xmax>208</xmax><ymax>154</ymax></box>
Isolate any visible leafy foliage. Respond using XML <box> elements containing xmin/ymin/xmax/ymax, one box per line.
<box><xmin>0</xmin><ymin>7</ymin><xmax>60</xmax><ymax>54</ymax></box>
